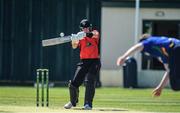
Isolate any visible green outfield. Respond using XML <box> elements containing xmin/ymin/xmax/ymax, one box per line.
<box><xmin>0</xmin><ymin>86</ymin><xmax>180</xmax><ymax>113</ymax></box>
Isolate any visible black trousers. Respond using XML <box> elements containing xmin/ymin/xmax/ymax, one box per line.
<box><xmin>169</xmin><ymin>43</ymin><xmax>180</xmax><ymax>91</ymax></box>
<box><xmin>71</xmin><ymin>59</ymin><xmax>101</xmax><ymax>87</ymax></box>
<box><xmin>71</xmin><ymin>58</ymin><xmax>101</xmax><ymax>106</ymax></box>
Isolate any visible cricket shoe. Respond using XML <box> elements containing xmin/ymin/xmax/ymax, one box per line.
<box><xmin>84</xmin><ymin>104</ymin><xmax>92</xmax><ymax>110</ymax></box>
<box><xmin>64</xmin><ymin>102</ymin><xmax>75</xmax><ymax>109</ymax></box>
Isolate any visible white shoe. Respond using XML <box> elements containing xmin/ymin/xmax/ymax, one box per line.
<box><xmin>64</xmin><ymin>102</ymin><xmax>74</xmax><ymax>109</ymax></box>
<box><xmin>84</xmin><ymin>104</ymin><xmax>92</xmax><ymax>110</ymax></box>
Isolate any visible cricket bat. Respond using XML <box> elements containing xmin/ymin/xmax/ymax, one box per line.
<box><xmin>42</xmin><ymin>35</ymin><xmax>72</xmax><ymax>47</ymax></box>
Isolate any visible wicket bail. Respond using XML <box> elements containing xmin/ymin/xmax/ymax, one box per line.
<box><xmin>36</xmin><ymin>68</ymin><xmax>49</xmax><ymax>107</ymax></box>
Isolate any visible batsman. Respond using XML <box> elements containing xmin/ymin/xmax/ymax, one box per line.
<box><xmin>117</xmin><ymin>34</ymin><xmax>180</xmax><ymax>97</ymax></box>
<box><xmin>64</xmin><ymin>19</ymin><xmax>101</xmax><ymax>110</ymax></box>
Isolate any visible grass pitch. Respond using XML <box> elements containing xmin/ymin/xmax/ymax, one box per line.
<box><xmin>0</xmin><ymin>86</ymin><xmax>180</xmax><ymax>112</ymax></box>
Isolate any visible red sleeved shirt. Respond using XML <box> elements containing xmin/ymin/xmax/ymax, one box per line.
<box><xmin>79</xmin><ymin>30</ymin><xmax>100</xmax><ymax>59</ymax></box>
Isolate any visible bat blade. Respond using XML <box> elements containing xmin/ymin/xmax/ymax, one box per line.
<box><xmin>42</xmin><ymin>36</ymin><xmax>71</xmax><ymax>47</ymax></box>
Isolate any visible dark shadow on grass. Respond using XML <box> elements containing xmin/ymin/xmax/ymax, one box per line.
<box><xmin>73</xmin><ymin>107</ymin><xmax>128</xmax><ymax>111</ymax></box>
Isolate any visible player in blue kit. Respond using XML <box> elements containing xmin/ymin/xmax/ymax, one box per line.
<box><xmin>117</xmin><ymin>34</ymin><xmax>180</xmax><ymax>97</ymax></box>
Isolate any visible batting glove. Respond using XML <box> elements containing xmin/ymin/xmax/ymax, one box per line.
<box><xmin>76</xmin><ymin>31</ymin><xmax>86</xmax><ymax>40</ymax></box>
<box><xmin>71</xmin><ymin>34</ymin><xmax>79</xmax><ymax>41</ymax></box>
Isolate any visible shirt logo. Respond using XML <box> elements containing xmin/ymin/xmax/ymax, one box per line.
<box><xmin>86</xmin><ymin>42</ymin><xmax>92</xmax><ymax>47</ymax></box>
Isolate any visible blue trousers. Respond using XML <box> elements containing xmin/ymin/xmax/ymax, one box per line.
<box><xmin>169</xmin><ymin>43</ymin><xmax>180</xmax><ymax>91</ymax></box>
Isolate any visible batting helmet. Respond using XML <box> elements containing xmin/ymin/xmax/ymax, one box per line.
<box><xmin>79</xmin><ymin>19</ymin><xmax>92</xmax><ymax>29</ymax></box>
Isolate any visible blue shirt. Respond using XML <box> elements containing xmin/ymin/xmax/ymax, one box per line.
<box><xmin>141</xmin><ymin>36</ymin><xmax>180</xmax><ymax>63</ymax></box>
